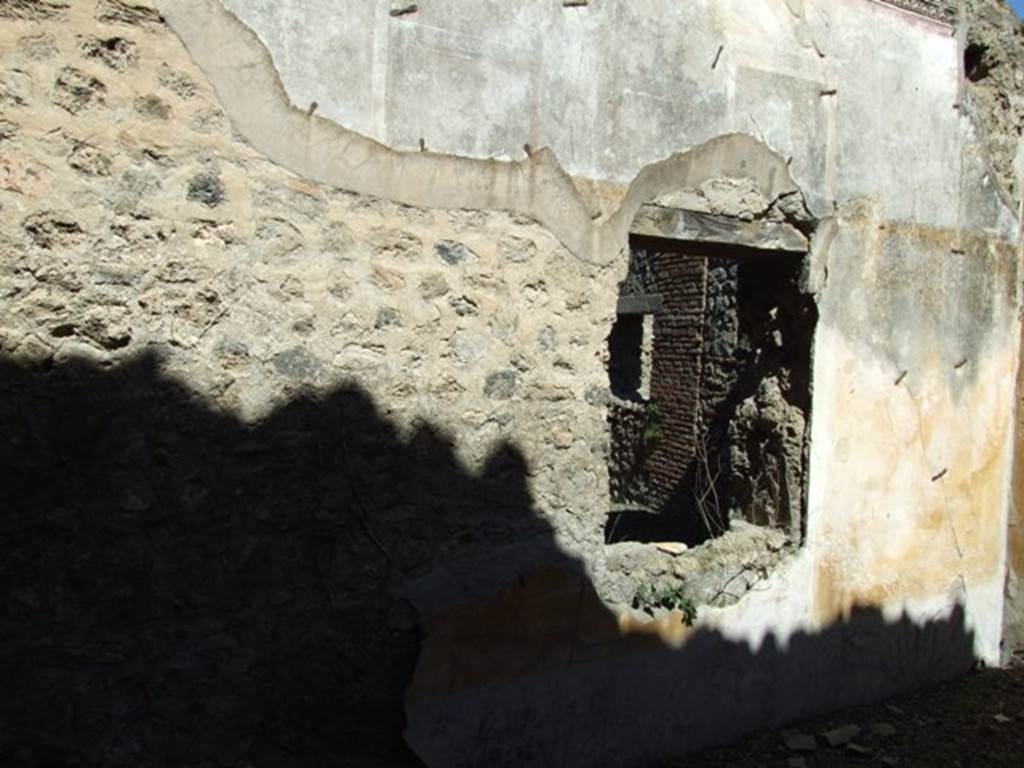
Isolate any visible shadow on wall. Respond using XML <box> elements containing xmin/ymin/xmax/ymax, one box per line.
<box><xmin>0</xmin><ymin>354</ymin><xmax>976</xmax><ymax>767</ymax></box>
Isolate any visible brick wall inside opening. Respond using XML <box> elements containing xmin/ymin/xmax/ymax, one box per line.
<box><xmin>607</xmin><ymin>237</ymin><xmax>815</xmax><ymax>544</ymax></box>
<box><xmin>646</xmin><ymin>250</ymin><xmax>707</xmax><ymax>505</ymax></box>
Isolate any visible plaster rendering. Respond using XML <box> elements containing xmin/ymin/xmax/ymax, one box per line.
<box><xmin>1</xmin><ymin>0</ymin><xmax>1023</xmax><ymax>766</ymax></box>
<box><xmin>216</xmin><ymin>0</ymin><xmax>977</xmax><ymax>225</ymax></box>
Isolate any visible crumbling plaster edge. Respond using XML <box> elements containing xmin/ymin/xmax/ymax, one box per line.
<box><xmin>153</xmin><ymin>0</ymin><xmax>810</xmax><ymax>268</ymax></box>
<box><xmin>869</xmin><ymin>0</ymin><xmax>955</xmax><ymax>28</ymax></box>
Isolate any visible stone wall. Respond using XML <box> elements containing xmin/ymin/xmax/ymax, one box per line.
<box><xmin>0</xmin><ymin>2</ymin><xmax>618</xmax><ymax>764</ymax></box>
<box><xmin>2</xmin><ymin>0</ymin><xmax>1022</xmax><ymax>766</ymax></box>
<box><xmin>606</xmin><ymin>398</ymin><xmax>651</xmax><ymax>507</ymax></box>
<box><xmin>707</xmin><ymin>255</ymin><xmax>815</xmax><ymax>541</ymax></box>
<box><xmin>696</xmin><ymin>258</ymin><xmax>741</xmax><ymax>532</ymax></box>
<box><xmin>963</xmin><ymin>0</ymin><xmax>1024</xmax><ymax>202</ymax></box>
<box><xmin>959</xmin><ymin>1</ymin><xmax>1024</xmax><ymax>668</ymax></box>
<box><xmin>0</xmin><ymin>0</ymin><xmax>619</xmax><ymax>538</ymax></box>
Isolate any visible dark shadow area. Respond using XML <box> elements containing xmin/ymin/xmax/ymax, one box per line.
<box><xmin>604</xmin><ymin>509</ymin><xmax>709</xmax><ymax>545</ymax></box>
<box><xmin>0</xmin><ymin>352</ymin><xmax>565</xmax><ymax>767</ymax></box>
<box><xmin>1</xmin><ymin>353</ymin><xmax>977</xmax><ymax>767</ymax></box>
<box><xmin>607</xmin><ymin>314</ymin><xmax>645</xmax><ymax>401</ymax></box>
<box><xmin>964</xmin><ymin>41</ymin><xmax>993</xmax><ymax>83</ymax></box>
<box><xmin>404</xmin><ymin>572</ymin><xmax>979</xmax><ymax>767</ymax></box>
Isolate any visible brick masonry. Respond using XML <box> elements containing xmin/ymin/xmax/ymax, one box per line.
<box><xmin>608</xmin><ymin>240</ymin><xmax>813</xmax><ymax>543</ymax></box>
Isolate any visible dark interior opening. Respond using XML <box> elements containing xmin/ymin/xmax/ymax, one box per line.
<box><xmin>608</xmin><ymin>314</ymin><xmax>644</xmax><ymax>401</ymax></box>
<box><xmin>606</xmin><ymin>236</ymin><xmax>817</xmax><ymax>547</ymax></box>
<box><xmin>964</xmin><ymin>41</ymin><xmax>992</xmax><ymax>83</ymax></box>
<box><xmin>604</xmin><ymin>508</ymin><xmax>707</xmax><ymax>545</ymax></box>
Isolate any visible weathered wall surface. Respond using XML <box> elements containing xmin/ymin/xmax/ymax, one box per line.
<box><xmin>960</xmin><ymin>0</ymin><xmax>1024</xmax><ymax>662</ymax></box>
<box><xmin>809</xmin><ymin>216</ymin><xmax>1018</xmax><ymax>635</ymax></box>
<box><xmin>963</xmin><ymin>0</ymin><xmax>1024</xmax><ymax>202</ymax></box>
<box><xmin>1</xmin><ymin>0</ymin><xmax>1021</xmax><ymax>766</ymax></box>
<box><xmin>1</xmin><ymin>0</ymin><xmax>620</xmax><ymax>541</ymax></box>
<box><xmin>0</xmin><ymin>2</ymin><xmax>616</xmax><ymax>764</ymax></box>
<box><xmin>218</xmin><ymin>0</ymin><xmax>997</xmax><ymax>230</ymax></box>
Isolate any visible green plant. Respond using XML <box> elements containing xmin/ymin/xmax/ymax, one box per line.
<box><xmin>641</xmin><ymin>403</ymin><xmax>663</xmax><ymax>447</ymax></box>
<box><xmin>632</xmin><ymin>581</ymin><xmax>699</xmax><ymax>626</ymax></box>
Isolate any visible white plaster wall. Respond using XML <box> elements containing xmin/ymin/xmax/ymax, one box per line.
<box><xmin>222</xmin><ymin>0</ymin><xmax>961</xmax><ymax>224</ymax></box>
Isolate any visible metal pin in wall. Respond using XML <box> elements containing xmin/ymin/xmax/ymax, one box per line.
<box><xmin>712</xmin><ymin>45</ymin><xmax>724</xmax><ymax>70</ymax></box>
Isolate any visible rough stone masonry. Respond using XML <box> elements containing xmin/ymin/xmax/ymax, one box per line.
<box><xmin>0</xmin><ymin>2</ymin><xmax>618</xmax><ymax>764</ymax></box>
<box><xmin>2</xmin><ymin>1</ymin><xmax>1024</xmax><ymax>767</ymax></box>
